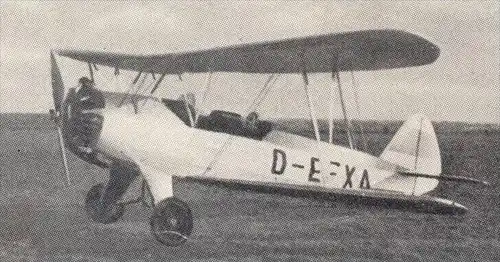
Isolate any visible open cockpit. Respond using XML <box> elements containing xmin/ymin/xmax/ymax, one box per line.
<box><xmin>161</xmin><ymin>98</ymin><xmax>273</xmax><ymax>140</ymax></box>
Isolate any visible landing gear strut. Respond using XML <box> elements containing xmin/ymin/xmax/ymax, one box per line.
<box><xmin>84</xmin><ymin>164</ymin><xmax>138</xmax><ymax>224</ymax></box>
<box><xmin>150</xmin><ymin>197</ymin><xmax>193</xmax><ymax>246</ymax></box>
<box><xmin>85</xmin><ymin>183</ymin><xmax>125</xmax><ymax>224</ymax></box>
<box><xmin>84</xmin><ymin>164</ymin><xmax>194</xmax><ymax>246</ymax></box>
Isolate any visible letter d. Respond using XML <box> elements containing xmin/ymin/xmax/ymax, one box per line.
<box><xmin>271</xmin><ymin>149</ymin><xmax>287</xmax><ymax>175</ymax></box>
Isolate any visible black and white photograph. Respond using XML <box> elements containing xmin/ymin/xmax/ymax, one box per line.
<box><xmin>0</xmin><ymin>1</ymin><xmax>499</xmax><ymax>261</ymax></box>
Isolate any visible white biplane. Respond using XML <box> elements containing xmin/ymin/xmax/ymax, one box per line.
<box><xmin>49</xmin><ymin>30</ymin><xmax>488</xmax><ymax>246</ymax></box>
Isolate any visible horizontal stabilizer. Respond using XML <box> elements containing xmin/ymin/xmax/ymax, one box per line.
<box><xmin>399</xmin><ymin>171</ymin><xmax>490</xmax><ymax>186</ymax></box>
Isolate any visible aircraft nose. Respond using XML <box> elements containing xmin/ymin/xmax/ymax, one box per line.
<box><xmin>61</xmin><ymin>87</ymin><xmax>109</xmax><ymax>168</ymax></box>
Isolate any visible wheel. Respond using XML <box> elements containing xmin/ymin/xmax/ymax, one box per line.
<box><xmin>85</xmin><ymin>183</ymin><xmax>124</xmax><ymax>224</ymax></box>
<box><xmin>150</xmin><ymin>197</ymin><xmax>193</xmax><ymax>246</ymax></box>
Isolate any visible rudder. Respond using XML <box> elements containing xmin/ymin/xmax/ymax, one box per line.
<box><xmin>378</xmin><ymin>114</ymin><xmax>441</xmax><ymax>195</ymax></box>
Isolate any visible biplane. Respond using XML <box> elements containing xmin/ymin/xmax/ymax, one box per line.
<box><xmin>49</xmin><ymin>29</ymin><xmax>488</xmax><ymax>246</ymax></box>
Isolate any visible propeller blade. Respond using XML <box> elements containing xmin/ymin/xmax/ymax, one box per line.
<box><xmin>51</xmin><ymin>51</ymin><xmax>71</xmax><ymax>186</ymax></box>
<box><xmin>51</xmin><ymin>51</ymin><xmax>65</xmax><ymax>112</ymax></box>
<box><xmin>56</xmin><ymin>125</ymin><xmax>71</xmax><ymax>186</ymax></box>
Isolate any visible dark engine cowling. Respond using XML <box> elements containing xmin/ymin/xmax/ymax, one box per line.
<box><xmin>61</xmin><ymin>85</ymin><xmax>109</xmax><ymax>168</ymax></box>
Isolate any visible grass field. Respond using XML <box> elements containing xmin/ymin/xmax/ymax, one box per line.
<box><xmin>1</xmin><ymin>113</ymin><xmax>499</xmax><ymax>261</ymax></box>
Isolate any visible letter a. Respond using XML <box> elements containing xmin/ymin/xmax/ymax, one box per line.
<box><xmin>359</xmin><ymin>169</ymin><xmax>370</xmax><ymax>189</ymax></box>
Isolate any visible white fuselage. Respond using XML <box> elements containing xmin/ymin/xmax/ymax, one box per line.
<box><xmin>95</xmin><ymin>100</ymin><xmax>401</xmax><ymax>198</ymax></box>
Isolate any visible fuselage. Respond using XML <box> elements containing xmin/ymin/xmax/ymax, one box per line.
<box><xmin>60</xmin><ymin>88</ymin><xmax>467</xmax><ymax>215</ymax></box>
<box><xmin>95</xmin><ymin>99</ymin><xmax>400</xmax><ymax>195</ymax></box>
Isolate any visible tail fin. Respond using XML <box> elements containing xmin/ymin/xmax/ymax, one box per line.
<box><xmin>377</xmin><ymin>114</ymin><xmax>441</xmax><ymax>195</ymax></box>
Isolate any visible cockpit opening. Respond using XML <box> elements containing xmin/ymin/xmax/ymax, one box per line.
<box><xmin>162</xmin><ymin>98</ymin><xmax>273</xmax><ymax>140</ymax></box>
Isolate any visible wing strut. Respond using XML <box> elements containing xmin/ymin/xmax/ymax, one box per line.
<box><xmin>118</xmin><ymin>72</ymin><xmax>158</xmax><ymax>113</ymax></box>
<box><xmin>333</xmin><ymin>69</ymin><xmax>354</xmax><ymax>149</ymax></box>
<box><xmin>132</xmin><ymin>73</ymin><xmax>156</xmax><ymax>98</ymax></box>
<box><xmin>88</xmin><ymin>63</ymin><xmax>94</xmax><ymax>82</ymax></box>
<box><xmin>302</xmin><ymin>71</ymin><xmax>321</xmax><ymax>142</ymax></box>
<box><xmin>129</xmin><ymin>73</ymin><xmax>149</xmax><ymax>113</ymax></box>
<box><xmin>182</xmin><ymin>94</ymin><xmax>195</xmax><ymax>127</ymax></box>
<box><xmin>350</xmin><ymin>70</ymin><xmax>369</xmax><ymax>151</ymax></box>
<box><xmin>328</xmin><ymin>77</ymin><xmax>336</xmax><ymax>144</ymax></box>
<box><xmin>118</xmin><ymin>71</ymin><xmax>142</xmax><ymax>107</ymax></box>
<box><xmin>139</xmin><ymin>72</ymin><xmax>167</xmax><ymax>108</ymax></box>
<box><xmin>149</xmin><ymin>73</ymin><xmax>167</xmax><ymax>95</ymax></box>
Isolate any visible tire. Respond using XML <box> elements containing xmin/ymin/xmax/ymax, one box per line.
<box><xmin>85</xmin><ymin>183</ymin><xmax>124</xmax><ymax>224</ymax></box>
<box><xmin>150</xmin><ymin>197</ymin><xmax>193</xmax><ymax>246</ymax></box>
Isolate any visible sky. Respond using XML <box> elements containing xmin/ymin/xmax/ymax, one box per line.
<box><xmin>0</xmin><ymin>1</ymin><xmax>498</xmax><ymax>123</ymax></box>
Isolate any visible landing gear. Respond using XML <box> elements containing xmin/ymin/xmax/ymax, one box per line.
<box><xmin>85</xmin><ymin>184</ymin><xmax>124</xmax><ymax>224</ymax></box>
<box><xmin>150</xmin><ymin>197</ymin><xmax>193</xmax><ymax>246</ymax></box>
<box><xmin>84</xmin><ymin>164</ymin><xmax>193</xmax><ymax>246</ymax></box>
<box><xmin>84</xmin><ymin>164</ymin><xmax>138</xmax><ymax>224</ymax></box>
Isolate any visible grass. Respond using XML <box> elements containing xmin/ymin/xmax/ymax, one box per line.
<box><xmin>0</xmin><ymin>113</ymin><xmax>499</xmax><ymax>261</ymax></box>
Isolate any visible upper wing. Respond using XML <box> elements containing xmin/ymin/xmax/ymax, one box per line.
<box><xmin>57</xmin><ymin>29</ymin><xmax>439</xmax><ymax>74</ymax></box>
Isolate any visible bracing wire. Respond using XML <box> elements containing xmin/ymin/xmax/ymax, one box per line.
<box><xmin>141</xmin><ymin>73</ymin><xmax>167</xmax><ymax>108</ymax></box>
<box><xmin>200</xmin><ymin>72</ymin><xmax>213</xmax><ymax>106</ymax></box>
<box><xmin>334</xmin><ymin>71</ymin><xmax>355</xmax><ymax>149</ymax></box>
<box><xmin>137</xmin><ymin>74</ymin><xmax>157</xmax><ymax>97</ymax></box>
<box><xmin>350</xmin><ymin>70</ymin><xmax>369</xmax><ymax>152</ymax></box>
<box><xmin>255</xmin><ymin>74</ymin><xmax>279</xmax><ymax>111</ymax></box>
<box><xmin>245</xmin><ymin>74</ymin><xmax>278</xmax><ymax>115</ymax></box>
<box><xmin>135</xmin><ymin>74</ymin><xmax>160</xmax><ymax>108</ymax></box>
<box><xmin>131</xmin><ymin>73</ymin><xmax>150</xmax><ymax>98</ymax></box>
<box><xmin>128</xmin><ymin>73</ymin><xmax>149</xmax><ymax>111</ymax></box>
<box><xmin>246</xmin><ymin>74</ymin><xmax>274</xmax><ymax>113</ymax></box>
<box><xmin>195</xmin><ymin>71</ymin><xmax>215</xmax><ymax>125</ymax></box>
<box><xmin>302</xmin><ymin>72</ymin><xmax>321</xmax><ymax>142</ymax></box>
